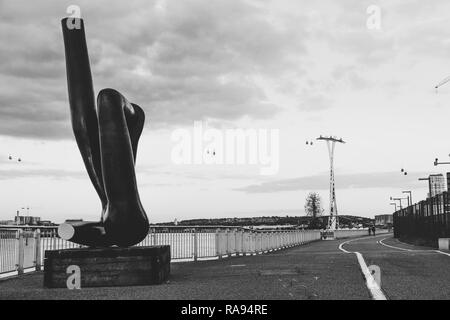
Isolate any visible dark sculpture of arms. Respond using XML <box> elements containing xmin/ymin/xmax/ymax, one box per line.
<box><xmin>58</xmin><ymin>18</ymin><xmax>149</xmax><ymax>247</ymax></box>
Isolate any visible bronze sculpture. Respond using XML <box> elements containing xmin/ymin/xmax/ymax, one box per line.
<box><xmin>58</xmin><ymin>18</ymin><xmax>149</xmax><ymax>247</ymax></box>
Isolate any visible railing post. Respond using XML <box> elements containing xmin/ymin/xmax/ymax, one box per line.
<box><xmin>224</xmin><ymin>229</ymin><xmax>229</xmax><ymax>257</ymax></box>
<box><xmin>234</xmin><ymin>229</ymin><xmax>239</xmax><ymax>256</ymax></box>
<box><xmin>193</xmin><ymin>230</ymin><xmax>198</xmax><ymax>262</ymax></box>
<box><xmin>34</xmin><ymin>229</ymin><xmax>41</xmax><ymax>271</ymax></box>
<box><xmin>241</xmin><ymin>230</ymin><xmax>245</xmax><ymax>255</ymax></box>
<box><xmin>259</xmin><ymin>233</ymin><xmax>262</xmax><ymax>253</ymax></box>
<box><xmin>152</xmin><ymin>228</ymin><xmax>157</xmax><ymax>245</ymax></box>
<box><xmin>52</xmin><ymin>229</ymin><xmax>57</xmax><ymax>250</ymax></box>
<box><xmin>252</xmin><ymin>233</ymin><xmax>256</xmax><ymax>255</ymax></box>
<box><xmin>277</xmin><ymin>232</ymin><xmax>280</xmax><ymax>249</ymax></box>
<box><xmin>17</xmin><ymin>230</ymin><xmax>24</xmax><ymax>275</ymax></box>
<box><xmin>215</xmin><ymin>229</ymin><xmax>222</xmax><ymax>259</ymax></box>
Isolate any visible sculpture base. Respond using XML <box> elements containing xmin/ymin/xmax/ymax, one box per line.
<box><xmin>43</xmin><ymin>245</ymin><xmax>170</xmax><ymax>288</ymax></box>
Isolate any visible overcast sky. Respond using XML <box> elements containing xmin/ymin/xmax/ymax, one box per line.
<box><xmin>1</xmin><ymin>0</ymin><xmax>450</xmax><ymax>223</ymax></box>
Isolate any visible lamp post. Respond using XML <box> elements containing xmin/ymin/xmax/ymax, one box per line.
<box><xmin>390</xmin><ymin>202</ymin><xmax>398</xmax><ymax>211</ymax></box>
<box><xmin>418</xmin><ymin>177</ymin><xmax>431</xmax><ymax>200</ymax></box>
<box><xmin>402</xmin><ymin>191</ymin><xmax>413</xmax><ymax>206</ymax></box>
<box><xmin>390</xmin><ymin>196</ymin><xmax>408</xmax><ymax>210</ymax></box>
<box><xmin>418</xmin><ymin>174</ymin><xmax>443</xmax><ymax>199</ymax></box>
<box><xmin>434</xmin><ymin>157</ymin><xmax>450</xmax><ymax>166</ymax></box>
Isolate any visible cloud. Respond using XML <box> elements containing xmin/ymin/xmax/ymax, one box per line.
<box><xmin>235</xmin><ymin>171</ymin><xmax>432</xmax><ymax>193</ymax></box>
<box><xmin>0</xmin><ymin>0</ymin><xmax>309</xmax><ymax>139</ymax></box>
<box><xmin>0</xmin><ymin>168</ymin><xmax>85</xmax><ymax>180</ymax></box>
<box><xmin>2</xmin><ymin>0</ymin><xmax>450</xmax><ymax>139</ymax></box>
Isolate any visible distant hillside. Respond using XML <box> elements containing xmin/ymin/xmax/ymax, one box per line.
<box><xmin>154</xmin><ymin>215</ymin><xmax>374</xmax><ymax>229</ymax></box>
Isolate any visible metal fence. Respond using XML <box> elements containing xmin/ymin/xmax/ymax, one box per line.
<box><xmin>394</xmin><ymin>191</ymin><xmax>450</xmax><ymax>246</ymax></box>
<box><xmin>0</xmin><ymin>226</ymin><xmax>323</xmax><ymax>275</ymax></box>
<box><xmin>0</xmin><ymin>226</ymin><xmax>385</xmax><ymax>276</ymax></box>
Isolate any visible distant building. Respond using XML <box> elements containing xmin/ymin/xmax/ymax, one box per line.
<box><xmin>375</xmin><ymin>214</ymin><xmax>393</xmax><ymax>227</ymax></box>
<box><xmin>64</xmin><ymin>219</ymin><xmax>83</xmax><ymax>223</ymax></box>
<box><xmin>429</xmin><ymin>174</ymin><xmax>446</xmax><ymax>197</ymax></box>
<box><xmin>446</xmin><ymin>172</ymin><xmax>450</xmax><ymax>193</ymax></box>
<box><xmin>0</xmin><ymin>220</ymin><xmax>15</xmax><ymax>225</ymax></box>
<box><xmin>39</xmin><ymin>220</ymin><xmax>54</xmax><ymax>226</ymax></box>
<box><xmin>14</xmin><ymin>215</ymin><xmax>41</xmax><ymax>225</ymax></box>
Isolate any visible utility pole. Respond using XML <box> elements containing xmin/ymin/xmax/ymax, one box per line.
<box><xmin>316</xmin><ymin>135</ymin><xmax>346</xmax><ymax>231</ymax></box>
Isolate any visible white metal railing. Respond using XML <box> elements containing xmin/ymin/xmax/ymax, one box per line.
<box><xmin>1</xmin><ymin>226</ymin><xmax>393</xmax><ymax>276</ymax></box>
<box><xmin>0</xmin><ymin>226</ymin><xmax>324</xmax><ymax>275</ymax></box>
<box><xmin>0</xmin><ymin>226</ymin><xmax>393</xmax><ymax>276</ymax></box>
<box><xmin>333</xmin><ymin>228</ymin><xmax>390</xmax><ymax>239</ymax></box>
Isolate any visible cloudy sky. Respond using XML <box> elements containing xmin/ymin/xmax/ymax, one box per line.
<box><xmin>1</xmin><ymin>0</ymin><xmax>450</xmax><ymax>223</ymax></box>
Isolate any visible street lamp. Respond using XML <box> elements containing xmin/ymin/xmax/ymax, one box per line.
<box><xmin>390</xmin><ymin>202</ymin><xmax>398</xmax><ymax>211</ymax></box>
<box><xmin>434</xmin><ymin>157</ymin><xmax>450</xmax><ymax>166</ymax></box>
<box><xmin>418</xmin><ymin>174</ymin><xmax>442</xmax><ymax>199</ymax></box>
<box><xmin>390</xmin><ymin>196</ymin><xmax>408</xmax><ymax>209</ymax></box>
<box><xmin>402</xmin><ymin>191</ymin><xmax>413</xmax><ymax>206</ymax></box>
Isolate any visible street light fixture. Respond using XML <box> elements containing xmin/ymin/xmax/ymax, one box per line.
<box><xmin>434</xmin><ymin>157</ymin><xmax>450</xmax><ymax>166</ymax></box>
<box><xmin>418</xmin><ymin>174</ymin><xmax>442</xmax><ymax>199</ymax></box>
<box><xmin>390</xmin><ymin>196</ymin><xmax>408</xmax><ymax>210</ymax></box>
<box><xmin>402</xmin><ymin>191</ymin><xmax>413</xmax><ymax>206</ymax></box>
<box><xmin>390</xmin><ymin>202</ymin><xmax>398</xmax><ymax>211</ymax></box>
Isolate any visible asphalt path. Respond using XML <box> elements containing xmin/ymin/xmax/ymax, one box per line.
<box><xmin>1</xmin><ymin>233</ymin><xmax>448</xmax><ymax>299</ymax></box>
<box><xmin>340</xmin><ymin>234</ymin><xmax>450</xmax><ymax>300</ymax></box>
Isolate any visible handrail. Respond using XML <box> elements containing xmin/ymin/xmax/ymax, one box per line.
<box><xmin>0</xmin><ymin>227</ymin><xmax>381</xmax><ymax>277</ymax></box>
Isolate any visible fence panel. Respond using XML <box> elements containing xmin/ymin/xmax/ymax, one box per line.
<box><xmin>1</xmin><ymin>226</ymin><xmax>325</xmax><ymax>276</ymax></box>
<box><xmin>394</xmin><ymin>191</ymin><xmax>450</xmax><ymax>246</ymax></box>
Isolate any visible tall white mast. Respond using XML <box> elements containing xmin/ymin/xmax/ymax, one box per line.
<box><xmin>316</xmin><ymin>135</ymin><xmax>346</xmax><ymax>231</ymax></box>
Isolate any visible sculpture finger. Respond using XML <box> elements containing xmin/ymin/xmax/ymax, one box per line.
<box><xmin>58</xmin><ymin>221</ymin><xmax>113</xmax><ymax>247</ymax></box>
<box><xmin>61</xmin><ymin>18</ymin><xmax>107</xmax><ymax>209</ymax></box>
<box><xmin>97</xmin><ymin>88</ymin><xmax>149</xmax><ymax>247</ymax></box>
<box><xmin>127</xmin><ymin>103</ymin><xmax>145</xmax><ymax>164</ymax></box>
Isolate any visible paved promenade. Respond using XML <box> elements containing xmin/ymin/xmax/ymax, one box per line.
<box><xmin>1</xmin><ymin>234</ymin><xmax>449</xmax><ymax>300</ymax></box>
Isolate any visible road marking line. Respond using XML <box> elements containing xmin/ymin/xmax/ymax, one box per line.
<box><xmin>435</xmin><ymin>250</ymin><xmax>450</xmax><ymax>257</ymax></box>
<box><xmin>338</xmin><ymin>241</ymin><xmax>351</xmax><ymax>253</ymax></box>
<box><xmin>379</xmin><ymin>238</ymin><xmax>414</xmax><ymax>252</ymax></box>
<box><xmin>338</xmin><ymin>234</ymin><xmax>387</xmax><ymax>253</ymax></box>
<box><xmin>394</xmin><ymin>238</ymin><xmax>450</xmax><ymax>257</ymax></box>
<box><xmin>379</xmin><ymin>237</ymin><xmax>450</xmax><ymax>257</ymax></box>
<box><xmin>355</xmin><ymin>252</ymin><xmax>386</xmax><ymax>300</ymax></box>
<box><xmin>338</xmin><ymin>235</ymin><xmax>388</xmax><ymax>300</ymax></box>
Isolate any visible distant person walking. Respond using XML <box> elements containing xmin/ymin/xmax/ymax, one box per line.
<box><xmin>368</xmin><ymin>227</ymin><xmax>372</xmax><ymax>236</ymax></box>
<box><xmin>371</xmin><ymin>225</ymin><xmax>376</xmax><ymax>236</ymax></box>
